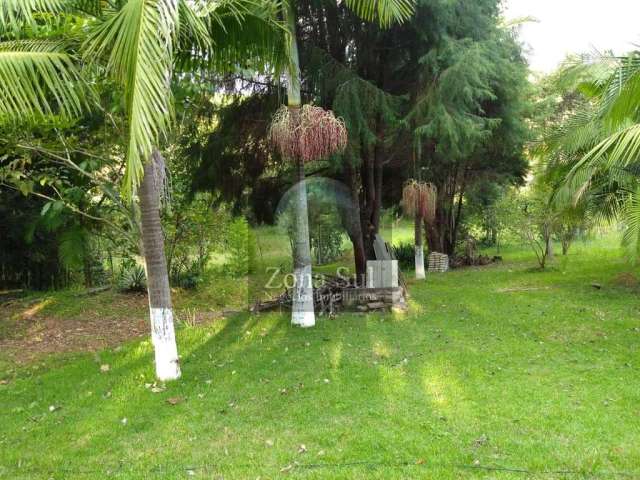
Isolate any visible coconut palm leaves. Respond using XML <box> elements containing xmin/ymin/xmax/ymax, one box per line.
<box><xmin>0</xmin><ymin>1</ymin><xmax>88</xmax><ymax>124</ymax></box>
<box><xmin>197</xmin><ymin>0</ymin><xmax>288</xmax><ymax>74</ymax></box>
<box><xmin>84</xmin><ymin>0</ymin><xmax>180</xmax><ymax>198</ymax></box>
<box><xmin>545</xmin><ymin>51</ymin><xmax>640</xmax><ymax>260</ymax></box>
<box><xmin>0</xmin><ymin>40</ymin><xmax>82</xmax><ymax>122</ymax></box>
<box><xmin>345</xmin><ymin>0</ymin><xmax>414</xmax><ymax>28</ymax></box>
<box><xmin>0</xmin><ymin>0</ymin><xmax>64</xmax><ymax>32</ymax></box>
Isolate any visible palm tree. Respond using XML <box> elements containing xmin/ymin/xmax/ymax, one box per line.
<box><xmin>81</xmin><ymin>0</ymin><xmax>211</xmax><ymax>381</ymax></box>
<box><xmin>542</xmin><ymin>52</ymin><xmax>640</xmax><ymax>259</ymax></box>
<box><xmin>0</xmin><ymin>0</ymin><xmax>286</xmax><ymax>380</ymax></box>
<box><xmin>87</xmin><ymin>0</ymin><xmax>290</xmax><ymax>380</ymax></box>
<box><xmin>277</xmin><ymin>0</ymin><xmax>415</xmax><ymax>327</ymax></box>
<box><xmin>402</xmin><ymin>180</ymin><xmax>436</xmax><ymax>279</ymax></box>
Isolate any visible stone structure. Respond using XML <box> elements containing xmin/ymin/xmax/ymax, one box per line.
<box><xmin>366</xmin><ymin>260</ymin><xmax>399</xmax><ymax>288</ymax></box>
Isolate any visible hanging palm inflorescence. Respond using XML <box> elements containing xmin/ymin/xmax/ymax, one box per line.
<box><xmin>269</xmin><ymin>104</ymin><xmax>347</xmax><ymax>163</ymax></box>
<box><xmin>272</xmin><ymin>0</ymin><xmax>414</xmax><ymax>328</ymax></box>
<box><xmin>402</xmin><ymin>180</ymin><xmax>436</xmax><ymax>279</ymax></box>
<box><xmin>402</xmin><ymin>180</ymin><xmax>437</xmax><ymax>223</ymax></box>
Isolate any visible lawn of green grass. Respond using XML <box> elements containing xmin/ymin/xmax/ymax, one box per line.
<box><xmin>1</xmin><ymin>236</ymin><xmax>640</xmax><ymax>479</ymax></box>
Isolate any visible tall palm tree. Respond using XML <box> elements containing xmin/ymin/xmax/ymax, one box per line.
<box><xmin>87</xmin><ymin>0</ymin><xmax>289</xmax><ymax>380</ymax></box>
<box><xmin>281</xmin><ymin>0</ymin><xmax>414</xmax><ymax>328</ymax></box>
<box><xmin>402</xmin><ymin>179</ymin><xmax>436</xmax><ymax>279</ymax></box>
<box><xmin>0</xmin><ymin>0</ymin><xmax>287</xmax><ymax>380</ymax></box>
<box><xmin>81</xmin><ymin>0</ymin><xmax>208</xmax><ymax>381</ymax></box>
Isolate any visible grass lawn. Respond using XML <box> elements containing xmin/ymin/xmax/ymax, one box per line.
<box><xmin>1</xmin><ymin>236</ymin><xmax>640</xmax><ymax>479</ymax></box>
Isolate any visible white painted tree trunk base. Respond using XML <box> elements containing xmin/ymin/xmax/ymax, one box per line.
<box><xmin>415</xmin><ymin>246</ymin><xmax>426</xmax><ymax>280</ymax></box>
<box><xmin>150</xmin><ymin>307</ymin><xmax>181</xmax><ymax>381</ymax></box>
<box><xmin>292</xmin><ymin>264</ymin><xmax>315</xmax><ymax>327</ymax></box>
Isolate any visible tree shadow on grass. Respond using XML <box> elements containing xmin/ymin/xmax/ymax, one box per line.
<box><xmin>3</xmin><ymin>282</ymin><xmax>637</xmax><ymax>479</ymax></box>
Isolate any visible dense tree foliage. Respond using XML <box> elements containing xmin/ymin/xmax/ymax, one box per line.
<box><xmin>192</xmin><ymin>0</ymin><xmax>531</xmax><ymax>273</ymax></box>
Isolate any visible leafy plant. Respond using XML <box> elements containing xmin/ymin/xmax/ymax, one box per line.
<box><xmin>310</xmin><ymin>216</ymin><xmax>344</xmax><ymax>265</ymax></box>
<box><xmin>118</xmin><ymin>262</ymin><xmax>146</xmax><ymax>293</ymax></box>
<box><xmin>171</xmin><ymin>262</ymin><xmax>202</xmax><ymax>290</ymax></box>
<box><xmin>277</xmin><ymin>182</ymin><xmax>346</xmax><ymax>266</ymax></box>
<box><xmin>509</xmin><ymin>189</ymin><xmax>558</xmax><ymax>270</ymax></box>
<box><xmin>392</xmin><ymin>242</ymin><xmax>415</xmax><ymax>270</ymax></box>
<box><xmin>541</xmin><ymin>52</ymin><xmax>640</xmax><ymax>261</ymax></box>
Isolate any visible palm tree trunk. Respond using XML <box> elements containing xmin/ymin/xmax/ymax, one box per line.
<box><xmin>139</xmin><ymin>151</ymin><xmax>181</xmax><ymax>380</ymax></box>
<box><xmin>286</xmin><ymin>2</ymin><xmax>315</xmax><ymax>327</ymax></box>
<box><xmin>414</xmin><ymin>209</ymin><xmax>425</xmax><ymax>279</ymax></box>
<box><xmin>291</xmin><ymin>158</ymin><xmax>315</xmax><ymax>327</ymax></box>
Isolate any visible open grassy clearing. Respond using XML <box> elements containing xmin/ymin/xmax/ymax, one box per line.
<box><xmin>1</xmin><ymin>235</ymin><xmax>639</xmax><ymax>479</ymax></box>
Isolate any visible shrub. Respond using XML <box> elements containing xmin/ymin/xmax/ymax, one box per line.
<box><xmin>310</xmin><ymin>215</ymin><xmax>344</xmax><ymax>265</ymax></box>
<box><xmin>164</xmin><ymin>192</ymin><xmax>232</xmax><ymax>288</ymax></box>
<box><xmin>277</xmin><ymin>181</ymin><xmax>346</xmax><ymax>266</ymax></box>
<box><xmin>118</xmin><ymin>262</ymin><xmax>146</xmax><ymax>292</ymax></box>
<box><xmin>392</xmin><ymin>242</ymin><xmax>415</xmax><ymax>270</ymax></box>
<box><xmin>171</xmin><ymin>261</ymin><xmax>202</xmax><ymax>289</ymax></box>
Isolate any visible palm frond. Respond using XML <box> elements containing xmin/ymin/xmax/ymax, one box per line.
<box><xmin>345</xmin><ymin>0</ymin><xmax>414</xmax><ymax>28</ymax></box>
<box><xmin>0</xmin><ymin>40</ymin><xmax>82</xmax><ymax>122</ymax></box>
<box><xmin>176</xmin><ymin>0</ymin><xmax>211</xmax><ymax>54</ymax></box>
<box><xmin>58</xmin><ymin>224</ymin><xmax>89</xmax><ymax>270</ymax></box>
<box><xmin>581</xmin><ymin>123</ymin><xmax>640</xmax><ymax>172</ymax></box>
<box><xmin>605</xmin><ymin>52</ymin><xmax>640</xmax><ymax>126</ymax></box>
<box><xmin>180</xmin><ymin>0</ymin><xmax>288</xmax><ymax>76</ymax></box>
<box><xmin>0</xmin><ymin>0</ymin><xmax>65</xmax><ymax>32</ymax></box>
<box><xmin>621</xmin><ymin>186</ymin><xmax>640</xmax><ymax>262</ymax></box>
<box><xmin>84</xmin><ymin>0</ymin><xmax>178</xmax><ymax>198</ymax></box>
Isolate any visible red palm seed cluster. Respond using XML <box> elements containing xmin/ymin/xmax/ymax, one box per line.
<box><xmin>269</xmin><ymin>104</ymin><xmax>348</xmax><ymax>162</ymax></box>
<box><xmin>402</xmin><ymin>181</ymin><xmax>437</xmax><ymax>222</ymax></box>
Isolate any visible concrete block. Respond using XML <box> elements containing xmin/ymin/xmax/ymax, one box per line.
<box><xmin>366</xmin><ymin>260</ymin><xmax>399</xmax><ymax>288</ymax></box>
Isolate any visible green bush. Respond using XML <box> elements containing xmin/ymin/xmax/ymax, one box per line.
<box><xmin>392</xmin><ymin>242</ymin><xmax>415</xmax><ymax>270</ymax></box>
<box><xmin>118</xmin><ymin>261</ymin><xmax>146</xmax><ymax>292</ymax></box>
<box><xmin>277</xmin><ymin>182</ymin><xmax>345</xmax><ymax>266</ymax></box>
<box><xmin>310</xmin><ymin>215</ymin><xmax>344</xmax><ymax>265</ymax></box>
<box><xmin>171</xmin><ymin>261</ymin><xmax>202</xmax><ymax>289</ymax></box>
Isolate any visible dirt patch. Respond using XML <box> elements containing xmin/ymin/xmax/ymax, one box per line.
<box><xmin>0</xmin><ymin>292</ymin><xmax>233</xmax><ymax>365</ymax></box>
<box><xmin>0</xmin><ymin>293</ymin><xmax>148</xmax><ymax>364</ymax></box>
<box><xmin>612</xmin><ymin>272</ymin><xmax>640</xmax><ymax>290</ymax></box>
<box><xmin>0</xmin><ymin>314</ymin><xmax>149</xmax><ymax>364</ymax></box>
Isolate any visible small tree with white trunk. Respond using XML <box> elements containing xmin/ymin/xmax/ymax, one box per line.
<box><xmin>269</xmin><ymin>0</ymin><xmax>413</xmax><ymax>327</ymax></box>
<box><xmin>402</xmin><ymin>181</ymin><xmax>436</xmax><ymax>279</ymax></box>
<box><xmin>269</xmin><ymin>105</ymin><xmax>347</xmax><ymax>327</ymax></box>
